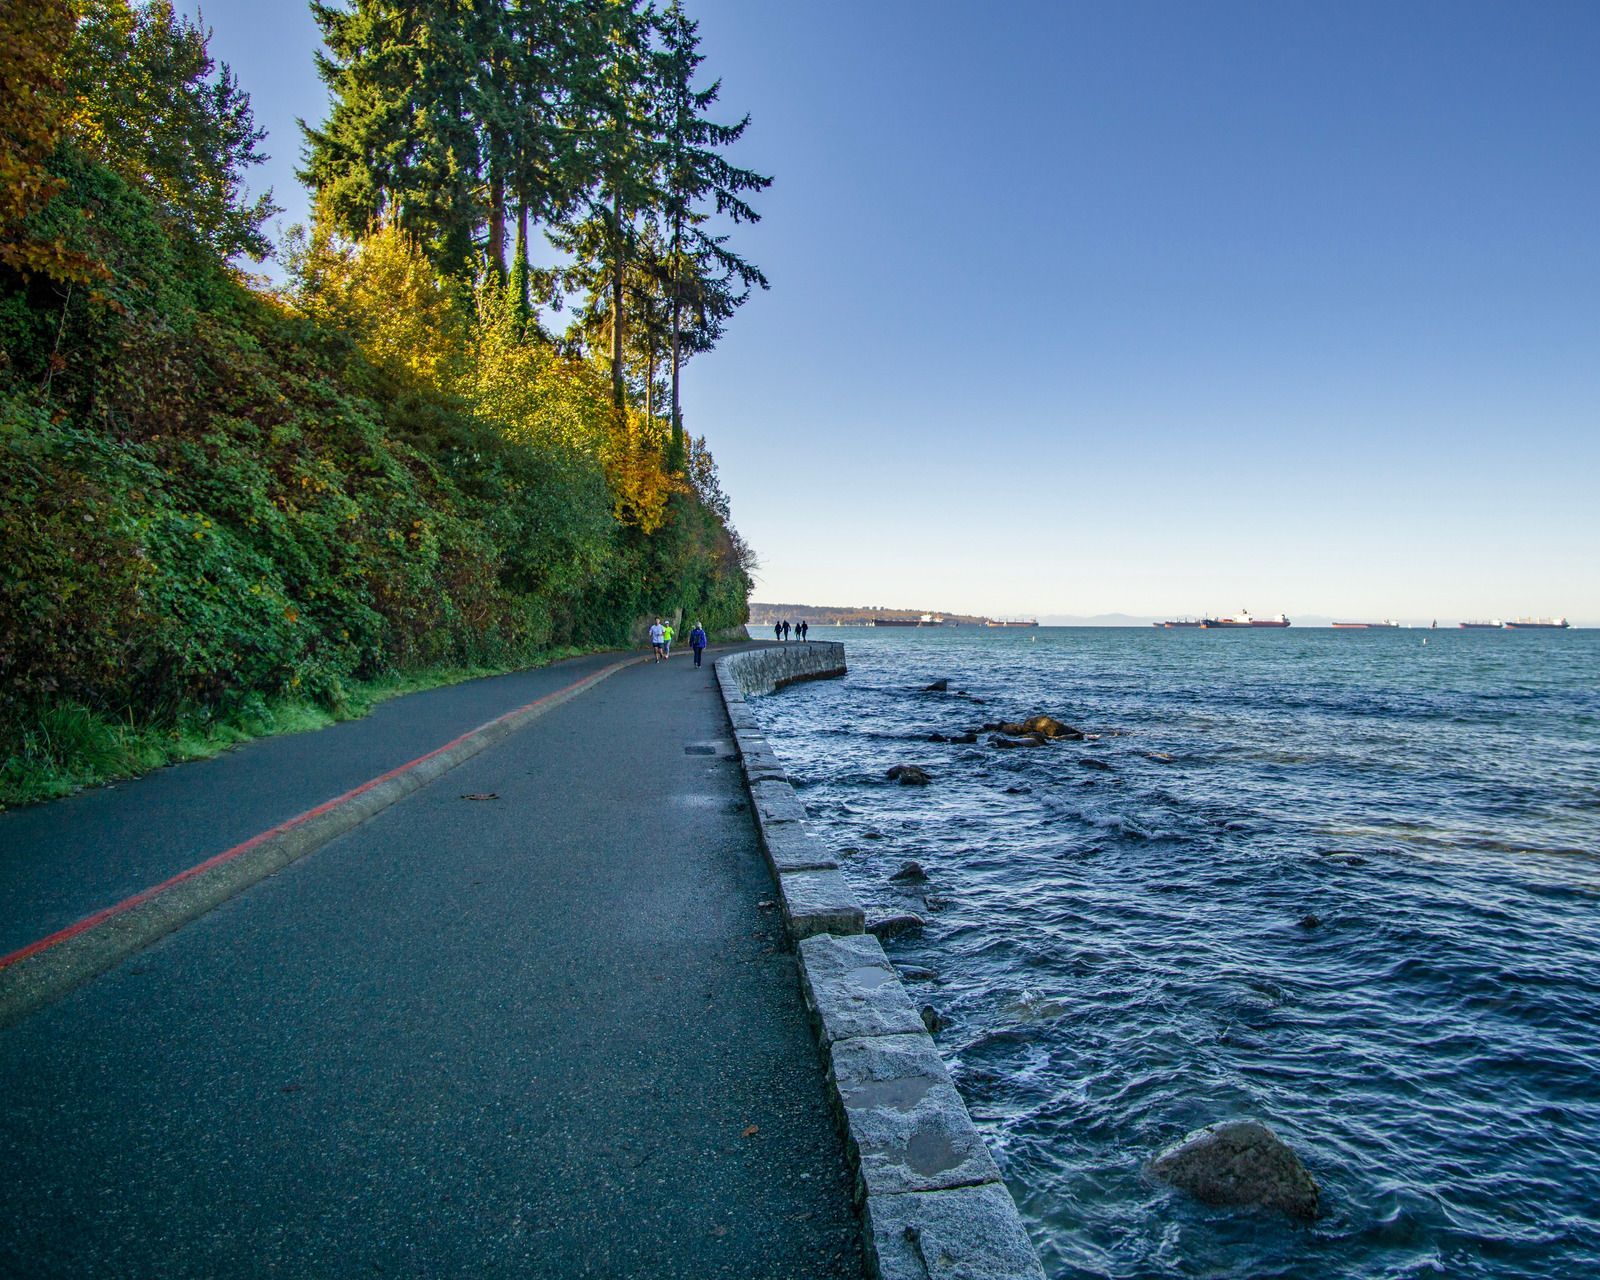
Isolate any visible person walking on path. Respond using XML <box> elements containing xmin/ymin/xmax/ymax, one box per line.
<box><xmin>662</xmin><ymin>621</ymin><xmax>675</xmax><ymax>658</ymax></box>
<box><xmin>689</xmin><ymin>622</ymin><xmax>708</xmax><ymax>667</ymax></box>
<box><xmin>780</xmin><ymin>620</ymin><xmax>790</xmax><ymax>642</ymax></box>
<box><xmin>798</xmin><ymin>620</ymin><xmax>809</xmax><ymax>642</ymax></box>
<box><xmin>648</xmin><ymin>619</ymin><xmax>666</xmax><ymax>662</ymax></box>
<box><xmin>773</xmin><ymin>620</ymin><xmax>782</xmax><ymax>642</ymax></box>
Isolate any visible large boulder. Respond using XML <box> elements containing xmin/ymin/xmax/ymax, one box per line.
<box><xmin>983</xmin><ymin>716</ymin><xmax>1084</xmax><ymax>740</ymax></box>
<box><xmin>922</xmin><ymin>678</ymin><xmax>950</xmax><ymax>692</ymax></box>
<box><xmin>1149</xmin><ymin>1119</ymin><xmax>1319</xmax><ymax>1220</ymax></box>
<box><xmin>887</xmin><ymin>764</ymin><xmax>932</xmax><ymax>785</ymax></box>
<box><xmin>1022</xmin><ymin>715</ymin><xmax>1083</xmax><ymax>740</ymax></box>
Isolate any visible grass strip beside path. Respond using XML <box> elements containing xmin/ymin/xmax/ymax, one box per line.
<box><xmin>0</xmin><ymin>647</ymin><xmax>605</xmax><ymax>810</ymax></box>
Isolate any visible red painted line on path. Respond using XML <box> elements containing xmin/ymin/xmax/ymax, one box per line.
<box><xmin>0</xmin><ymin>658</ymin><xmax>635</xmax><ymax>972</ymax></box>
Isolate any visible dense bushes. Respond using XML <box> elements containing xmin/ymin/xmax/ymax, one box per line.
<box><xmin>0</xmin><ymin>150</ymin><xmax>751</xmax><ymax>802</ymax></box>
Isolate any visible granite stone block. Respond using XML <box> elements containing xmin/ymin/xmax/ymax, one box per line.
<box><xmin>779</xmin><ymin>868</ymin><xmax>866</xmax><ymax>940</ymax></box>
<box><xmin>830</xmin><ymin>1032</ymin><xmax>1002</xmax><ymax>1198</ymax></box>
<box><xmin>864</xmin><ymin>1183</ymin><xmax>1046</xmax><ymax>1280</ymax></box>
<box><xmin>796</xmin><ymin>933</ymin><xmax>923</xmax><ymax>1044</ymax></box>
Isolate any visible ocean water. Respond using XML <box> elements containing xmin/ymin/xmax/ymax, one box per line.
<box><xmin>747</xmin><ymin>626</ymin><xmax>1600</xmax><ymax>1279</ymax></box>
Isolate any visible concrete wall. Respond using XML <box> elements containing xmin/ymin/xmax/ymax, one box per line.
<box><xmin>713</xmin><ymin>643</ymin><xmax>1046</xmax><ymax>1280</ymax></box>
<box><xmin>718</xmin><ymin>641</ymin><xmax>846</xmax><ymax>696</ymax></box>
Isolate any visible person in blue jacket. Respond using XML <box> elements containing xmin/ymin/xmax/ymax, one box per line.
<box><xmin>689</xmin><ymin>622</ymin><xmax>708</xmax><ymax>667</ymax></box>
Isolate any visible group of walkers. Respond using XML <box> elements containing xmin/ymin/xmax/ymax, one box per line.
<box><xmin>648</xmin><ymin>617</ymin><xmax>709</xmax><ymax>666</ymax></box>
<box><xmin>645</xmin><ymin>614</ymin><xmax>810</xmax><ymax>668</ymax></box>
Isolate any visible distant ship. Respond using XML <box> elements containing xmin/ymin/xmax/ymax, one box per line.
<box><xmin>1503</xmin><ymin>617</ymin><xmax>1570</xmax><ymax>630</ymax></box>
<box><xmin>1331</xmin><ymin>620</ymin><xmax>1399</xmax><ymax>629</ymax></box>
<box><xmin>1200</xmin><ymin>610</ymin><xmax>1290</xmax><ymax>629</ymax></box>
<box><xmin>874</xmin><ymin>613</ymin><xmax>944</xmax><ymax>628</ymax></box>
<box><xmin>1154</xmin><ymin>618</ymin><xmax>1202</xmax><ymax>628</ymax></box>
<box><xmin>985</xmin><ymin>618</ymin><xmax>1039</xmax><ymax>627</ymax></box>
<box><xmin>1458</xmin><ymin>620</ymin><xmax>1503</xmax><ymax>629</ymax></box>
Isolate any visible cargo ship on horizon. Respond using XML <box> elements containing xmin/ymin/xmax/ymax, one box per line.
<box><xmin>1503</xmin><ymin>617</ymin><xmax>1570</xmax><ymax>630</ymax></box>
<box><xmin>1200</xmin><ymin>610</ymin><xmax>1290</xmax><ymax>629</ymax></box>
<box><xmin>1332</xmin><ymin>620</ymin><xmax>1400</xmax><ymax>629</ymax></box>
<box><xmin>1458</xmin><ymin>620</ymin><xmax>1503</xmax><ymax>629</ymax></box>
<box><xmin>985</xmin><ymin>618</ymin><xmax>1039</xmax><ymax>627</ymax></box>
<box><xmin>873</xmin><ymin>612</ymin><xmax>943</xmax><ymax>628</ymax></box>
<box><xmin>1154</xmin><ymin>618</ymin><xmax>1203</xmax><ymax>628</ymax></box>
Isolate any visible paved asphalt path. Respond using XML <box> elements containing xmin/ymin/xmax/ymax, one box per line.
<box><xmin>0</xmin><ymin>651</ymin><xmax>635</xmax><ymax>957</ymax></box>
<box><xmin>0</xmin><ymin>649</ymin><xmax>865</xmax><ymax>1278</ymax></box>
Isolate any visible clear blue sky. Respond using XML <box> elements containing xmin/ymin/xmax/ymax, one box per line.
<box><xmin>202</xmin><ymin>0</ymin><xmax>1598</xmax><ymax>624</ymax></box>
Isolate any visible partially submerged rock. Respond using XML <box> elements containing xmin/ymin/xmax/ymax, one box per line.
<box><xmin>868</xmin><ymin>912</ymin><xmax>927</xmax><ymax>941</ymax></box>
<box><xmin>1149</xmin><ymin>1119</ymin><xmax>1319</xmax><ymax>1220</ymax></box>
<box><xmin>886</xmin><ymin>764</ymin><xmax>932</xmax><ymax>785</ymax></box>
<box><xmin>1078</xmin><ymin>757</ymin><xmax>1113</xmax><ymax>771</ymax></box>
<box><xmin>922</xmin><ymin>678</ymin><xmax>950</xmax><ymax>692</ymax></box>
<box><xmin>949</xmin><ymin>730</ymin><xmax>979</xmax><ymax>744</ymax></box>
<box><xmin>981</xmin><ymin>716</ymin><xmax>1083</xmax><ymax>740</ymax></box>
<box><xmin>920</xmin><ymin>1003</ymin><xmax>949</xmax><ymax>1034</ymax></box>
<box><xmin>890</xmin><ymin>860</ymin><xmax>929</xmax><ymax>883</ymax></box>
<box><xmin>988</xmin><ymin>733</ymin><xmax>1045</xmax><ymax>749</ymax></box>
<box><xmin>1021</xmin><ymin>715</ymin><xmax>1083</xmax><ymax>740</ymax></box>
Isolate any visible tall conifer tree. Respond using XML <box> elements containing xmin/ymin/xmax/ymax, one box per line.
<box><xmin>653</xmin><ymin>2</ymin><xmax>768</xmax><ymax>466</ymax></box>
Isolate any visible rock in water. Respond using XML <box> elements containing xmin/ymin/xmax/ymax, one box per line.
<box><xmin>890</xmin><ymin>860</ymin><xmax>929</xmax><ymax>883</ymax></box>
<box><xmin>987</xmin><ymin>734</ymin><xmax>1044</xmax><ymax>750</ymax></box>
<box><xmin>1149</xmin><ymin>1119</ymin><xmax>1319</xmax><ymax>1220</ymax></box>
<box><xmin>886</xmin><ymin>764</ymin><xmax>932</xmax><ymax>785</ymax></box>
<box><xmin>1022</xmin><ymin>715</ymin><xmax>1084</xmax><ymax>740</ymax></box>
<box><xmin>920</xmin><ymin>1004</ymin><xmax>949</xmax><ymax>1034</ymax></box>
<box><xmin>922</xmin><ymin>678</ymin><xmax>950</xmax><ymax>692</ymax></box>
<box><xmin>868</xmin><ymin>913</ymin><xmax>927</xmax><ymax>940</ymax></box>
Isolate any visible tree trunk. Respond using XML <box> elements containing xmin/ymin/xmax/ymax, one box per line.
<box><xmin>646</xmin><ymin>340</ymin><xmax>655</xmax><ymax>421</ymax></box>
<box><xmin>610</xmin><ymin>187</ymin><xmax>626</xmax><ymax>409</ymax></box>
<box><xmin>670</xmin><ymin>294</ymin><xmax>682</xmax><ymax>468</ymax></box>
<box><xmin>512</xmin><ymin>197</ymin><xmax>530</xmax><ymax>330</ymax></box>
<box><xmin>670</xmin><ymin>218</ymin><xmax>683</xmax><ymax>470</ymax></box>
<box><xmin>488</xmin><ymin>160</ymin><xmax>506</xmax><ymax>281</ymax></box>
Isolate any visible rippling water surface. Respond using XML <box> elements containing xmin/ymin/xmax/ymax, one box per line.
<box><xmin>747</xmin><ymin>627</ymin><xmax>1600</xmax><ymax>1279</ymax></box>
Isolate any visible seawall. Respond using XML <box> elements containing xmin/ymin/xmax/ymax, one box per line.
<box><xmin>719</xmin><ymin>640</ymin><xmax>848</xmax><ymax>696</ymax></box>
<box><xmin>715</xmin><ymin>643</ymin><xmax>1046</xmax><ymax>1280</ymax></box>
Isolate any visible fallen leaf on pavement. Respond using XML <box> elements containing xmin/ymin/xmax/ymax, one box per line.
<box><xmin>461</xmin><ymin>793</ymin><xmax>499</xmax><ymax>801</ymax></box>
<box><xmin>756</xmin><ymin>900</ymin><xmax>776</xmax><ymax>910</ymax></box>
<box><xmin>741</xmin><ymin>1124</ymin><xmax>759</xmax><ymax>1138</ymax></box>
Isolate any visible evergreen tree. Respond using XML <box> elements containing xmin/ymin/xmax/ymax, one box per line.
<box><xmin>502</xmin><ymin>0</ymin><xmax>590</xmax><ymax>309</ymax></box>
<box><xmin>552</xmin><ymin>0</ymin><xmax>659</xmax><ymax>409</ymax></box>
<box><xmin>304</xmin><ymin>0</ymin><xmax>484</xmax><ymax>277</ymax></box>
<box><xmin>67</xmin><ymin>0</ymin><xmax>278</xmax><ymax>260</ymax></box>
<box><xmin>652</xmin><ymin>1</ymin><xmax>768</xmax><ymax>466</ymax></box>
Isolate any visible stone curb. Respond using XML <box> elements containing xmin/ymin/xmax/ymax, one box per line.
<box><xmin>713</xmin><ymin>646</ymin><xmax>1044</xmax><ymax>1280</ymax></box>
<box><xmin>0</xmin><ymin>655</ymin><xmax>637</xmax><ymax>1029</ymax></box>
